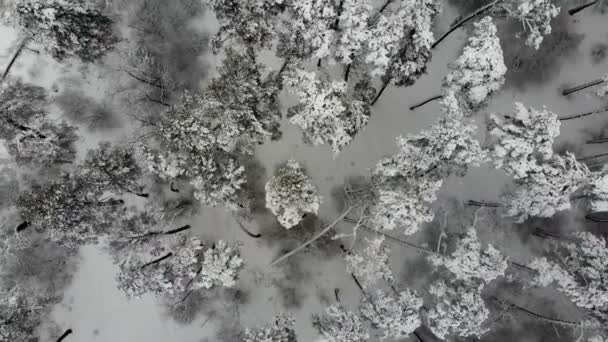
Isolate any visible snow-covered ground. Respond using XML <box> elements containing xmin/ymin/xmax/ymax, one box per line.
<box><xmin>2</xmin><ymin>1</ymin><xmax>608</xmax><ymax>341</ymax></box>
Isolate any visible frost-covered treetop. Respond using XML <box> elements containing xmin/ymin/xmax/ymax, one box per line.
<box><xmin>426</xmin><ymin>280</ymin><xmax>490</xmax><ymax>339</ymax></box>
<box><xmin>265</xmin><ymin>160</ymin><xmax>321</xmax><ymax>229</ymax></box>
<box><xmin>14</xmin><ymin>0</ymin><xmax>118</xmax><ymax>61</ymax></box>
<box><xmin>345</xmin><ymin>236</ymin><xmax>394</xmax><ymax>288</ymax></box>
<box><xmin>488</xmin><ymin>102</ymin><xmax>560</xmax><ymax>179</ymax></box>
<box><xmin>375</xmin><ymin>115</ymin><xmax>486</xmax><ymax>180</ymax></box>
<box><xmin>333</xmin><ymin>0</ymin><xmax>372</xmax><ymax>65</ymax></box>
<box><xmin>82</xmin><ymin>142</ymin><xmax>143</xmax><ymax>195</ymax></box>
<box><xmin>243</xmin><ymin>313</ymin><xmax>297</xmax><ymax>342</ymax></box>
<box><xmin>504</xmin><ymin>152</ymin><xmax>589</xmax><ymax>222</ymax></box>
<box><xmin>117</xmin><ymin>237</ymin><xmax>243</xmax><ymax>299</ymax></box>
<box><xmin>529</xmin><ymin>232</ymin><xmax>608</xmax><ymax>322</ymax></box>
<box><xmin>368</xmin><ymin>114</ymin><xmax>484</xmax><ymax>234</ymax></box>
<box><xmin>429</xmin><ymin>227</ymin><xmax>508</xmax><ymax>284</ymax></box>
<box><xmin>284</xmin><ymin>69</ymin><xmax>370</xmax><ymax>155</ymax></box>
<box><xmin>366</xmin><ymin>0</ymin><xmax>440</xmax><ymax>83</ymax></box>
<box><xmin>589</xmin><ymin>336</ymin><xmax>608</xmax><ymax>342</ymax></box>
<box><xmin>502</xmin><ymin>0</ymin><xmax>560</xmax><ymax>50</ymax></box>
<box><xmin>442</xmin><ymin>16</ymin><xmax>506</xmax><ymax>113</ymax></box>
<box><xmin>359</xmin><ymin>288</ymin><xmax>422</xmax><ymax>340</ymax></box>
<box><xmin>0</xmin><ymin>285</ymin><xmax>56</xmax><ymax>341</ymax></box>
<box><xmin>368</xmin><ymin>175</ymin><xmax>442</xmax><ymax>234</ymax></box>
<box><xmin>587</xmin><ymin>165</ymin><xmax>608</xmax><ymax>213</ymax></box>
<box><xmin>313</xmin><ymin>305</ymin><xmax>370</xmax><ymax>342</ymax></box>
<box><xmin>209</xmin><ymin>0</ymin><xmax>285</xmax><ymax>52</ymax></box>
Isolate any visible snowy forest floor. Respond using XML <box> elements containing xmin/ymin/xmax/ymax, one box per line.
<box><xmin>2</xmin><ymin>0</ymin><xmax>608</xmax><ymax>341</ymax></box>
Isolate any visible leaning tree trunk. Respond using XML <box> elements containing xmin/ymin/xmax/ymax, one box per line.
<box><xmin>15</xmin><ymin>221</ymin><xmax>30</xmax><ymax>232</ymax></box>
<box><xmin>562</xmin><ymin>78</ymin><xmax>605</xmax><ymax>96</ymax></box>
<box><xmin>140</xmin><ymin>252</ymin><xmax>173</xmax><ymax>269</ymax></box>
<box><xmin>432</xmin><ymin>0</ymin><xmax>504</xmax><ymax>49</ymax></box>
<box><xmin>577</xmin><ymin>152</ymin><xmax>608</xmax><ymax>162</ymax></box>
<box><xmin>467</xmin><ymin>200</ymin><xmax>503</xmax><ymax>208</ymax></box>
<box><xmin>236</xmin><ymin>220</ymin><xmax>261</xmax><ymax>238</ymax></box>
<box><xmin>568</xmin><ymin>0</ymin><xmax>599</xmax><ymax>15</ymax></box>
<box><xmin>559</xmin><ymin>106</ymin><xmax>608</xmax><ymax>121</ymax></box>
<box><xmin>371</xmin><ymin>78</ymin><xmax>390</xmax><ymax>106</ymax></box>
<box><xmin>587</xmin><ymin>137</ymin><xmax>608</xmax><ymax>144</ymax></box>
<box><xmin>1</xmin><ymin>39</ymin><xmax>29</xmax><ymax>83</ymax></box>
<box><xmin>56</xmin><ymin>329</ymin><xmax>73</xmax><ymax>342</ymax></box>
<box><xmin>410</xmin><ymin>94</ymin><xmax>443</xmax><ymax>110</ymax></box>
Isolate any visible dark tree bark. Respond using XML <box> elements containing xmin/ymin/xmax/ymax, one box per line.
<box><xmin>467</xmin><ymin>200</ymin><xmax>503</xmax><ymax>207</ymax></box>
<box><xmin>432</xmin><ymin>0</ymin><xmax>504</xmax><ymax>49</ymax></box>
<box><xmin>333</xmin><ymin>0</ymin><xmax>345</xmax><ymax>29</ymax></box>
<box><xmin>15</xmin><ymin>221</ymin><xmax>30</xmax><ymax>232</ymax></box>
<box><xmin>371</xmin><ymin>79</ymin><xmax>390</xmax><ymax>106</ymax></box>
<box><xmin>562</xmin><ymin>78</ymin><xmax>605</xmax><ymax>96</ymax></box>
<box><xmin>586</xmin><ymin>214</ymin><xmax>608</xmax><ymax>222</ymax></box>
<box><xmin>278</xmin><ymin>58</ymin><xmax>290</xmax><ymax>77</ymax></box>
<box><xmin>344</xmin><ymin>63</ymin><xmax>352</xmax><ymax>82</ymax></box>
<box><xmin>587</xmin><ymin>137</ymin><xmax>608</xmax><ymax>144</ymax></box>
<box><xmin>410</xmin><ymin>94</ymin><xmax>443</xmax><ymax>110</ymax></box>
<box><xmin>532</xmin><ymin>227</ymin><xmax>563</xmax><ymax>240</ymax></box>
<box><xmin>170</xmin><ymin>181</ymin><xmax>179</xmax><ymax>193</ymax></box>
<box><xmin>134</xmin><ymin>192</ymin><xmax>149</xmax><ymax>198</ymax></box>
<box><xmin>237</xmin><ymin>221</ymin><xmax>261</xmax><ymax>238</ymax></box>
<box><xmin>568</xmin><ymin>0</ymin><xmax>599</xmax><ymax>15</ymax></box>
<box><xmin>1</xmin><ymin>39</ymin><xmax>29</xmax><ymax>83</ymax></box>
<box><xmin>334</xmin><ymin>288</ymin><xmax>341</xmax><ymax>303</ymax></box>
<box><xmin>559</xmin><ymin>106</ymin><xmax>608</xmax><ymax>121</ymax></box>
<box><xmin>164</xmin><ymin>224</ymin><xmax>191</xmax><ymax>235</ymax></box>
<box><xmin>56</xmin><ymin>329</ymin><xmax>73</xmax><ymax>342</ymax></box>
<box><xmin>125</xmin><ymin>71</ymin><xmax>162</xmax><ymax>88</ymax></box>
<box><xmin>140</xmin><ymin>252</ymin><xmax>173</xmax><ymax>269</ymax></box>
<box><xmin>578</xmin><ymin>152</ymin><xmax>608</xmax><ymax>162</ymax></box>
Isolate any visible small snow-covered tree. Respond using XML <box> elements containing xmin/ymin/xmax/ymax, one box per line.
<box><xmin>441</xmin><ymin>16</ymin><xmax>506</xmax><ymax>112</ymax></box>
<box><xmin>429</xmin><ymin>227</ymin><xmax>508</xmax><ymax>284</ymax></box>
<box><xmin>14</xmin><ymin>0</ymin><xmax>118</xmax><ymax>61</ymax></box>
<box><xmin>16</xmin><ymin>172</ymin><xmax>123</xmax><ymax>247</ymax></box>
<box><xmin>333</xmin><ymin>0</ymin><xmax>372</xmax><ymax>66</ymax></box>
<box><xmin>359</xmin><ymin>289</ymin><xmax>422</xmax><ymax>340</ymax></box>
<box><xmin>345</xmin><ymin>236</ymin><xmax>393</xmax><ymax>288</ymax></box>
<box><xmin>82</xmin><ymin>142</ymin><xmax>144</xmax><ymax>196</ymax></box>
<box><xmin>367</xmin><ymin>114</ymin><xmax>484</xmax><ymax>234</ymax></box>
<box><xmin>488</xmin><ymin>102</ymin><xmax>560</xmax><ymax>179</ymax></box>
<box><xmin>504</xmin><ymin>152</ymin><xmax>589</xmax><ymax>222</ymax></box>
<box><xmin>142</xmin><ymin>93</ymin><xmax>247</xmax><ymax>210</ymax></box>
<box><xmin>209</xmin><ymin>0</ymin><xmax>285</xmax><ymax>52</ymax></box>
<box><xmin>529</xmin><ymin>232</ymin><xmax>608</xmax><ymax>323</ymax></box>
<box><xmin>207</xmin><ymin>48</ymin><xmax>282</xmax><ymax>144</ymax></box>
<box><xmin>366</xmin><ymin>0</ymin><xmax>440</xmax><ymax>85</ymax></box>
<box><xmin>586</xmin><ymin>165</ymin><xmax>608</xmax><ymax>213</ymax></box>
<box><xmin>312</xmin><ymin>305</ymin><xmax>370</xmax><ymax>342</ymax></box>
<box><xmin>0</xmin><ymin>80</ymin><xmax>78</xmax><ymax>167</ymax></box>
<box><xmin>284</xmin><ymin>69</ymin><xmax>370</xmax><ymax>154</ymax></box>
<box><xmin>501</xmin><ymin>0</ymin><xmax>561</xmax><ymax>50</ymax></box>
<box><xmin>265</xmin><ymin>160</ymin><xmax>321</xmax><ymax>229</ymax></box>
<box><xmin>0</xmin><ymin>285</ymin><xmax>57</xmax><ymax>342</ymax></box>
<box><xmin>276</xmin><ymin>0</ymin><xmax>336</xmax><ymax>63</ymax></box>
<box><xmin>426</xmin><ymin>280</ymin><xmax>490</xmax><ymax>339</ymax></box>
<box><xmin>242</xmin><ymin>313</ymin><xmax>297</xmax><ymax>342</ymax></box>
<box><xmin>117</xmin><ymin>237</ymin><xmax>243</xmax><ymax>299</ymax></box>
<box><xmin>597</xmin><ymin>74</ymin><xmax>608</xmax><ymax>98</ymax></box>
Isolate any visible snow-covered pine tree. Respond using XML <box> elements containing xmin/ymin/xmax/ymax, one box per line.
<box><xmin>441</xmin><ymin>16</ymin><xmax>506</xmax><ymax>113</ymax></box>
<box><xmin>265</xmin><ymin>160</ymin><xmax>321</xmax><ymax>229</ymax></box>
<box><xmin>243</xmin><ymin>313</ymin><xmax>297</xmax><ymax>342</ymax></box>
<box><xmin>14</xmin><ymin>0</ymin><xmax>118</xmax><ymax>61</ymax></box>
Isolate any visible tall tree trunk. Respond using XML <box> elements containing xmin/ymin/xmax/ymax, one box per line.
<box><xmin>467</xmin><ymin>200</ymin><xmax>503</xmax><ymax>207</ymax></box>
<box><xmin>15</xmin><ymin>221</ymin><xmax>30</xmax><ymax>232</ymax></box>
<box><xmin>140</xmin><ymin>252</ymin><xmax>173</xmax><ymax>269</ymax></box>
<box><xmin>587</xmin><ymin>137</ymin><xmax>608</xmax><ymax>144</ymax></box>
<box><xmin>164</xmin><ymin>224</ymin><xmax>191</xmax><ymax>235</ymax></box>
<box><xmin>432</xmin><ymin>0</ymin><xmax>504</xmax><ymax>49</ymax></box>
<box><xmin>237</xmin><ymin>221</ymin><xmax>261</xmax><ymax>238</ymax></box>
<box><xmin>559</xmin><ymin>106</ymin><xmax>608</xmax><ymax>121</ymax></box>
<box><xmin>344</xmin><ymin>63</ymin><xmax>352</xmax><ymax>82</ymax></box>
<box><xmin>568</xmin><ymin>0</ymin><xmax>599</xmax><ymax>15</ymax></box>
<box><xmin>333</xmin><ymin>0</ymin><xmax>345</xmax><ymax>29</ymax></box>
<box><xmin>562</xmin><ymin>78</ymin><xmax>605</xmax><ymax>96</ymax></box>
<box><xmin>493</xmin><ymin>297</ymin><xmax>586</xmax><ymax>328</ymax></box>
<box><xmin>56</xmin><ymin>329</ymin><xmax>73</xmax><ymax>342</ymax></box>
<box><xmin>270</xmin><ymin>205</ymin><xmax>357</xmax><ymax>266</ymax></box>
<box><xmin>1</xmin><ymin>39</ymin><xmax>29</xmax><ymax>83</ymax></box>
<box><xmin>410</xmin><ymin>94</ymin><xmax>443</xmax><ymax>110</ymax></box>
<box><xmin>371</xmin><ymin>79</ymin><xmax>390</xmax><ymax>106</ymax></box>
<box><xmin>577</xmin><ymin>152</ymin><xmax>608</xmax><ymax>162</ymax></box>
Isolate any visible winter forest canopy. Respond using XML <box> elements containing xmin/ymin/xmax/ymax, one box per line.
<box><xmin>1</xmin><ymin>0</ymin><xmax>608</xmax><ymax>341</ymax></box>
